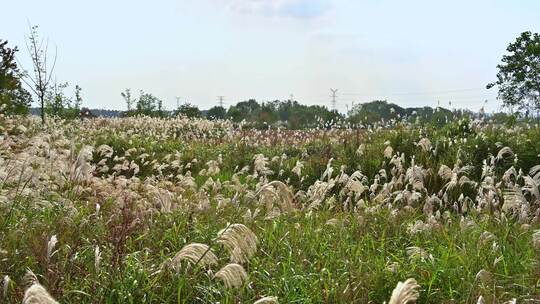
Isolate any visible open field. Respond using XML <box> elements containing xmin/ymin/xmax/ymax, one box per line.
<box><xmin>1</xmin><ymin>116</ymin><xmax>540</xmax><ymax>303</ymax></box>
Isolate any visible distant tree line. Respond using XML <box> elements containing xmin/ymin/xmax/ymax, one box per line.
<box><xmin>3</xmin><ymin>29</ymin><xmax>539</xmax><ymax>127</ymax></box>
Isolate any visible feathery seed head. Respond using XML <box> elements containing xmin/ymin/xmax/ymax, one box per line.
<box><xmin>254</xmin><ymin>296</ymin><xmax>279</xmax><ymax>304</ymax></box>
<box><xmin>2</xmin><ymin>275</ymin><xmax>9</xmax><ymax>298</ymax></box>
<box><xmin>214</xmin><ymin>263</ymin><xmax>248</xmax><ymax>288</ymax></box>
<box><xmin>532</xmin><ymin>229</ymin><xmax>540</xmax><ymax>250</ymax></box>
<box><xmin>46</xmin><ymin>235</ymin><xmax>58</xmax><ymax>261</ymax></box>
<box><xmin>388</xmin><ymin>278</ymin><xmax>420</xmax><ymax>304</ymax></box>
<box><xmin>217</xmin><ymin>223</ymin><xmax>258</xmax><ymax>264</ymax></box>
<box><xmin>23</xmin><ymin>283</ymin><xmax>58</xmax><ymax>304</ymax></box>
<box><xmin>171</xmin><ymin>243</ymin><xmax>218</xmax><ymax>270</ymax></box>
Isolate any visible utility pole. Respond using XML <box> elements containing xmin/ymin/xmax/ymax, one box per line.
<box><xmin>217</xmin><ymin>96</ymin><xmax>225</xmax><ymax>108</ymax></box>
<box><xmin>176</xmin><ymin>96</ymin><xmax>181</xmax><ymax>109</ymax></box>
<box><xmin>330</xmin><ymin>88</ymin><xmax>338</xmax><ymax>111</ymax></box>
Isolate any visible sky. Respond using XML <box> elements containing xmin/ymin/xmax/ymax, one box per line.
<box><xmin>2</xmin><ymin>0</ymin><xmax>539</xmax><ymax>112</ymax></box>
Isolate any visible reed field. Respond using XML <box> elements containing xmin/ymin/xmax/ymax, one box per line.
<box><xmin>1</xmin><ymin>115</ymin><xmax>540</xmax><ymax>303</ymax></box>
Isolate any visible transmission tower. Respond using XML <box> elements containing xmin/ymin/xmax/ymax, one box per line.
<box><xmin>330</xmin><ymin>88</ymin><xmax>338</xmax><ymax>110</ymax></box>
<box><xmin>217</xmin><ymin>96</ymin><xmax>225</xmax><ymax>108</ymax></box>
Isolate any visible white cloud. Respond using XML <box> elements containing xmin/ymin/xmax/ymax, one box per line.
<box><xmin>226</xmin><ymin>0</ymin><xmax>331</xmax><ymax>18</ymax></box>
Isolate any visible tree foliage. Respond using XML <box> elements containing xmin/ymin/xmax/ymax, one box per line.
<box><xmin>44</xmin><ymin>82</ymin><xmax>82</xmax><ymax>119</ymax></box>
<box><xmin>0</xmin><ymin>39</ymin><xmax>32</xmax><ymax>115</ymax></box>
<box><xmin>223</xmin><ymin>99</ymin><xmax>342</xmax><ymax>129</ymax></box>
<box><xmin>487</xmin><ymin>31</ymin><xmax>540</xmax><ymax>114</ymax></box>
<box><xmin>175</xmin><ymin>103</ymin><xmax>202</xmax><ymax>118</ymax></box>
<box><xmin>122</xmin><ymin>89</ymin><xmax>166</xmax><ymax>117</ymax></box>
<box><xmin>206</xmin><ymin>106</ymin><xmax>226</xmax><ymax>120</ymax></box>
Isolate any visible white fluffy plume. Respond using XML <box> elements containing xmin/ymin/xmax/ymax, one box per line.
<box><xmin>22</xmin><ymin>270</ymin><xmax>58</xmax><ymax>304</ymax></box>
<box><xmin>214</xmin><ymin>263</ymin><xmax>248</xmax><ymax>288</ymax></box>
<box><xmin>171</xmin><ymin>243</ymin><xmax>218</xmax><ymax>269</ymax></box>
<box><xmin>254</xmin><ymin>296</ymin><xmax>279</xmax><ymax>304</ymax></box>
<box><xmin>217</xmin><ymin>224</ymin><xmax>258</xmax><ymax>264</ymax></box>
<box><xmin>46</xmin><ymin>235</ymin><xmax>58</xmax><ymax>261</ymax></box>
<box><xmin>388</xmin><ymin>278</ymin><xmax>420</xmax><ymax>304</ymax></box>
<box><xmin>23</xmin><ymin>283</ymin><xmax>58</xmax><ymax>304</ymax></box>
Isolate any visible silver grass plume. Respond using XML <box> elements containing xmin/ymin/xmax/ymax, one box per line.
<box><xmin>23</xmin><ymin>283</ymin><xmax>58</xmax><ymax>304</ymax></box>
<box><xmin>217</xmin><ymin>224</ymin><xmax>258</xmax><ymax>264</ymax></box>
<box><xmin>46</xmin><ymin>235</ymin><xmax>58</xmax><ymax>261</ymax></box>
<box><xmin>532</xmin><ymin>229</ymin><xmax>540</xmax><ymax>250</ymax></box>
<box><xmin>2</xmin><ymin>275</ymin><xmax>9</xmax><ymax>298</ymax></box>
<box><xmin>406</xmin><ymin>246</ymin><xmax>433</xmax><ymax>263</ymax></box>
<box><xmin>475</xmin><ymin>269</ymin><xmax>492</xmax><ymax>284</ymax></box>
<box><xmin>214</xmin><ymin>263</ymin><xmax>248</xmax><ymax>288</ymax></box>
<box><xmin>257</xmin><ymin>181</ymin><xmax>295</xmax><ymax>212</ymax></box>
<box><xmin>530</xmin><ymin>164</ymin><xmax>540</xmax><ymax>181</ymax></box>
<box><xmin>95</xmin><ymin>245</ymin><xmax>102</xmax><ymax>271</ymax></box>
<box><xmin>254</xmin><ymin>296</ymin><xmax>279</xmax><ymax>304</ymax></box>
<box><xmin>416</xmin><ymin>138</ymin><xmax>432</xmax><ymax>152</ymax></box>
<box><xmin>22</xmin><ymin>270</ymin><xmax>58</xmax><ymax>304</ymax></box>
<box><xmin>496</xmin><ymin>146</ymin><xmax>514</xmax><ymax>162</ymax></box>
<box><xmin>291</xmin><ymin>160</ymin><xmax>303</xmax><ymax>177</ymax></box>
<box><xmin>171</xmin><ymin>243</ymin><xmax>218</xmax><ymax>270</ymax></box>
<box><xmin>388</xmin><ymin>278</ymin><xmax>420</xmax><ymax>304</ymax></box>
<box><xmin>384</xmin><ymin>146</ymin><xmax>394</xmax><ymax>159</ymax></box>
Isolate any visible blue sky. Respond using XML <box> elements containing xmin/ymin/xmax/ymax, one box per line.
<box><xmin>2</xmin><ymin>0</ymin><xmax>539</xmax><ymax>112</ymax></box>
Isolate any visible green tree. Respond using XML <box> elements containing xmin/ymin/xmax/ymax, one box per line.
<box><xmin>206</xmin><ymin>106</ymin><xmax>226</xmax><ymax>120</ymax></box>
<box><xmin>45</xmin><ymin>81</ymin><xmax>82</xmax><ymax>119</ymax></box>
<box><xmin>175</xmin><ymin>103</ymin><xmax>201</xmax><ymax>118</ymax></box>
<box><xmin>21</xmin><ymin>25</ymin><xmax>57</xmax><ymax>124</ymax></box>
<box><xmin>226</xmin><ymin>99</ymin><xmax>260</xmax><ymax>122</ymax></box>
<box><xmin>487</xmin><ymin>31</ymin><xmax>540</xmax><ymax>115</ymax></box>
<box><xmin>121</xmin><ymin>88</ymin><xmax>135</xmax><ymax>111</ymax></box>
<box><xmin>0</xmin><ymin>39</ymin><xmax>32</xmax><ymax>115</ymax></box>
<box><xmin>121</xmin><ymin>89</ymin><xmax>166</xmax><ymax>117</ymax></box>
<box><xmin>137</xmin><ymin>91</ymin><xmax>158</xmax><ymax>114</ymax></box>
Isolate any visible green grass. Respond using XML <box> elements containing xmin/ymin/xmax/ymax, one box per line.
<box><xmin>1</xmin><ymin>117</ymin><xmax>540</xmax><ymax>303</ymax></box>
<box><xmin>2</xmin><ymin>197</ymin><xmax>539</xmax><ymax>303</ymax></box>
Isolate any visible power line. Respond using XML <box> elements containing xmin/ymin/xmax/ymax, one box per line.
<box><xmin>340</xmin><ymin>87</ymin><xmax>487</xmax><ymax>97</ymax></box>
